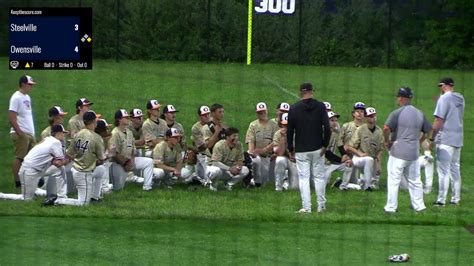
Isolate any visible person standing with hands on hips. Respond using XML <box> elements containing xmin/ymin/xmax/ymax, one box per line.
<box><xmin>431</xmin><ymin>78</ymin><xmax>465</xmax><ymax>206</ymax></box>
<box><xmin>287</xmin><ymin>83</ymin><xmax>331</xmax><ymax>213</ymax></box>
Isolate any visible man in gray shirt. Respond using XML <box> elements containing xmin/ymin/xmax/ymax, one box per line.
<box><xmin>431</xmin><ymin>78</ymin><xmax>464</xmax><ymax>206</ymax></box>
<box><xmin>383</xmin><ymin>87</ymin><xmax>432</xmax><ymax>213</ymax></box>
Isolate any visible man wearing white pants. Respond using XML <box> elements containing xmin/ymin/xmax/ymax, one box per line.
<box><xmin>287</xmin><ymin>83</ymin><xmax>331</xmax><ymax>213</ymax></box>
<box><xmin>207</xmin><ymin>127</ymin><xmax>249</xmax><ymax>191</ymax></box>
<box><xmin>55</xmin><ymin>112</ymin><xmax>106</xmax><ymax>206</ymax></box>
<box><xmin>273</xmin><ymin>113</ymin><xmax>298</xmax><ymax>191</ymax></box>
<box><xmin>383</xmin><ymin>87</ymin><xmax>431</xmax><ymax>213</ymax></box>
<box><xmin>152</xmin><ymin>128</ymin><xmax>193</xmax><ymax>188</ymax></box>
<box><xmin>0</xmin><ymin>124</ymin><xmax>68</xmax><ymax>202</ymax></box>
<box><xmin>190</xmin><ymin>106</ymin><xmax>213</xmax><ymax>185</ymax></box>
<box><xmin>109</xmin><ymin>109</ymin><xmax>154</xmax><ymax>191</ymax></box>
<box><xmin>246</xmin><ymin>102</ymin><xmax>279</xmax><ymax>186</ymax></box>
<box><xmin>431</xmin><ymin>78</ymin><xmax>464</xmax><ymax>206</ymax></box>
<box><xmin>347</xmin><ymin>107</ymin><xmax>384</xmax><ymax>191</ymax></box>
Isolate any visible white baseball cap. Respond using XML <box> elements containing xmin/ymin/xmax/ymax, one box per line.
<box><xmin>166</xmin><ymin>127</ymin><xmax>182</xmax><ymax>138</ymax></box>
<box><xmin>280</xmin><ymin>113</ymin><xmax>289</xmax><ymax>125</ymax></box>
<box><xmin>365</xmin><ymin>107</ymin><xmax>377</xmax><ymax>116</ymax></box>
<box><xmin>277</xmin><ymin>102</ymin><xmax>290</xmax><ymax>112</ymax></box>
<box><xmin>327</xmin><ymin>111</ymin><xmax>340</xmax><ymax>119</ymax></box>
<box><xmin>324</xmin><ymin>102</ymin><xmax>332</xmax><ymax>111</ymax></box>
<box><xmin>147</xmin><ymin>100</ymin><xmax>161</xmax><ymax>110</ymax></box>
<box><xmin>163</xmin><ymin>104</ymin><xmax>178</xmax><ymax>113</ymax></box>
<box><xmin>131</xmin><ymin>108</ymin><xmax>143</xmax><ymax>118</ymax></box>
<box><xmin>20</xmin><ymin>75</ymin><xmax>36</xmax><ymax>85</ymax></box>
<box><xmin>198</xmin><ymin>106</ymin><xmax>210</xmax><ymax>115</ymax></box>
<box><xmin>115</xmin><ymin>109</ymin><xmax>129</xmax><ymax>119</ymax></box>
<box><xmin>256</xmin><ymin>102</ymin><xmax>267</xmax><ymax>112</ymax></box>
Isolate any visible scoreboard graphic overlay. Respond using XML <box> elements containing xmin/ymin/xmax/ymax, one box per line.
<box><xmin>9</xmin><ymin>8</ymin><xmax>92</xmax><ymax>70</ymax></box>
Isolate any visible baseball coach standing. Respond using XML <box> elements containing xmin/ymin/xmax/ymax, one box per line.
<box><xmin>287</xmin><ymin>83</ymin><xmax>331</xmax><ymax>213</ymax></box>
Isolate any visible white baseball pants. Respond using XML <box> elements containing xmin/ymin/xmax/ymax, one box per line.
<box><xmin>152</xmin><ymin>165</ymin><xmax>193</xmax><ymax>184</ymax></box>
<box><xmin>207</xmin><ymin>165</ymin><xmax>249</xmax><ymax>186</ymax></box>
<box><xmin>55</xmin><ymin>166</ymin><xmax>105</xmax><ymax>206</ymax></box>
<box><xmin>251</xmin><ymin>156</ymin><xmax>274</xmax><ymax>185</ymax></box>
<box><xmin>418</xmin><ymin>153</ymin><xmax>434</xmax><ymax>193</ymax></box>
<box><xmin>324</xmin><ymin>163</ymin><xmax>353</xmax><ymax>189</ymax></box>
<box><xmin>384</xmin><ymin>156</ymin><xmax>425</xmax><ymax>212</ymax></box>
<box><xmin>111</xmin><ymin>157</ymin><xmax>154</xmax><ymax>191</ymax></box>
<box><xmin>196</xmin><ymin>154</ymin><xmax>209</xmax><ymax>182</ymax></box>
<box><xmin>352</xmin><ymin>155</ymin><xmax>374</xmax><ymax>190</ymax></box>
<box><xmin>295</xmin><ymin>149</ymin><xmax>326</xmax><ymax>212</ymax></box>
<box><xmin>274</xmin><ymin>156</ymin><xmax>298</xmax><ymax>190</ymax></box>
<box><xmin>436</xmin><ymin>144</ymin><xmax>462</xmax><ymax>204</ymax></box>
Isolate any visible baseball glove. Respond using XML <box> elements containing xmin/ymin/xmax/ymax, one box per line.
<box><xmin>185</xmin><ymin>149</ymin><xmax>198</xmax><ymax>165</ymax></box>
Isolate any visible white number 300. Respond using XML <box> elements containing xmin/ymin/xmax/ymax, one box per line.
<box><xmin>255</xmin><ymin>0</ymin><xmax>296</xmax><ymax>14</ymax></box>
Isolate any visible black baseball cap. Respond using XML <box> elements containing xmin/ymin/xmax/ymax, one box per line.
<box><xmin>146</xmin><ymin>100</ymin><xmax>161</xmax><ymax>110</ymax></box>
<box><xmin>115</xmin><ymin>109</ymin><xmax>129</xmax><ymax>119</ymax></box>
<box><xmin>396</xmin><ymin>87</ymin><xmax>413</xmax><ymax>98</ymax></box>
<box><xmin>48</xmin><ymin>106</ymin><xmax>68</xmax><ymax>117</ymax></box>
<box><xmin>19</xmin><ymin>75</ymin><xmax>36</xmax><ymax>85</ymax></box>
<box><xmin>353</xmin><ymin>102</ymin><xmax>366</xmax><ymax>110</ymax></box>
<box><xmin>438</xmin><ymin>77</ymin><xmax>454</xmax><ymax>87</ymax></box>
<box><xmin>300</xmin><ymin>83</ymin><xmax>313</xmax><ymax>92</ymax></box>
<box><xmin>76</xmin><ymin>98</ymin><xmax>93</xmax><ymax>108</ymax></box>
<box><xmin>51</xmin><ymin>124</ymin><xmax>69</xmax><ymax>134</ymax></box>
<box><xmin>83</xmin><ymin>110</ymin><xmax>100</xmax><ymax>122</ymax></box>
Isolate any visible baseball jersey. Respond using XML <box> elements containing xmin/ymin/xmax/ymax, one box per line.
<box><xmin>434</xmin><ymin>91</ymin><xmax>465</xmax><ymax>147</ymax></box>
<box><xmin>128</xmin><ymin>124</ymin><xmax>144</xmax><ymax>142</ymax></box>
<box><xmin>109</xmin><ymin>127</ymin><xmax>135</xmax><ymax>161</ymax></box>
<box><xmin>67</xmin><ymin>128</ymin><xmax>105</xmax><ymax>172</ymax></box>
<box><xmin>68</xmin><ymin>114</ymin><xmax>84</xmax><ymax>136</ymax></box>
<box><xmin>339</xmin><ymin>121</ymin><xmax>361</xmax><ymax>145</ymax></box>
<box><xmin>191</xmin><ymin>121</ymin><xmax>211</xmax><ymax>156</ymax></box>
<box><xmin>168</xmin><ymin>121</ymin><xmax>187</xmax><ymax>147</ymax></box>
<box><xmin>210</xmin><ymin>139</ymin><xmax>244</xmax><ymax>167</ymax></box>
<box><xmin>9</xmin><ymin>90</ymin><xmax>34</xmax><ymax>135</ymax></box>
<box><xmin>348</xmin><ymin>124</ymin><xmax>384</xmax><ymax>158</ymax></box>
<box><xmin>40</xmin><ymin>126</ymin><xmax>52</xmax><ymax>140</ymax></box>
<box><xmin>272</xmin><ymin>128</ymin><xmax>288</xmax><ymax>156</ymax></box>
<box><xmin>245</xmin><ymin>119</ymin><xmax>279</xmax><ymax>156</ymax></box>
<box><xmin>326</xmin><ymin>129</ymin><xmax>344</xmax><ymax>164</ymax></box>
<box><xmin>153</xmin><ymin>141</ymin><xmax>182</xmax><ymax>167</ymax></box>
<box><xmin>142</xmin><ymin>118</ymin><xmax>168</xmax><ymax>144</ymax></box>
<box><xmin>22</xmin><ymin>136</ymin><xmax>64</xmax><ymax>172</ymax></box>
<box><xmin>385</xmin><ymin>105</ymin><xmax>432</xmax><ymax>161</ymax></box>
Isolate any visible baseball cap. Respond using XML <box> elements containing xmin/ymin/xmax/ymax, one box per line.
<box><xmin>198</xmin><ymin>105</ymin><xmax>211</xmax><ymax>115</ymax></box>
<box><xmin>48</xmin><ymin>106</ymin><xmax>68</xmax><ymax>117</ymax></box>
<box><xmin>115</xmin><ymin>109</ymin><xmax>129</xmax><ymax>119</ymax></box>
<box><xmin>365</xmin><ymin>107</ymin><xmax>377</xmax><ymax>117</ymax></box>
<box><xmin>96</xmin><ymin>119</ymin><xmax>112</xmax><ymax>130</ymax></box>
<box><xmin>280</xmin><ymin>113</ymin><xmax>289</xmax><ymax>125</ymax></box>
<box><xmin>163</xmin><ymin>104</ymin><xmax>178</xmax><ymax>113</ymax></box>
<box><xmin>300</xmin><ymin>83</ymin><xmax>313</xmax><ymax>92</ymax></box>
<box><xmin>76</xmin><ymin>98</ymin><xmax>93</xmax><ymax>108</ymax></box>
<box><xmin>166</xmin><ymin>128</ymin><xmax>182</xmax><ymax>138</ymax></box>
<box><xmin>146</xmin><ymin>100</ymin><xmax>161</xmax><ymax>110</ymax></box>
<box><xmin>324</xmin><ymin>102</ymin><xmax>332</xmax><ymax>111</ymax></box>
<box><xmin>438</xmin><ymin>77</ymin><xmax>454</xmax><ymax>87</ymax></box>
<box><xmin>396</xmin><ymin>87</ymin><xmax>413</xmax><ymax>98</ymax></box>
<box><xmin>19</xmin><ymin>75</ymin><xmax>36</xmax><ymax>85</ymax></box>
<box><xmin>354</xmin><ymin>102</ymin><xmax>366</xmax><ymax>110</ymax></box>
<box><xmin>277</xmin><ymin>102</ymin><xmax>290</xmax><ymax>112</ymax></box>
<box><xmin>130</xmin><ymin>108</ymin><xmax>143</xmax><ymax>118</ymax></box>
<box><xmin>83</xmin><ymin>110</ymin><xmax>101</xmax><ymax>122</ymax></box>
<box><xmin>327</xmin><ymin>111</ymin><xmax>340</xmax><ymax>119</ymax></box>
<box><xmin>256</xmin><ymin>102</ymin><xmax>267</xmax><ymax>112</ymax></box>
<box><xmin>51</xmin><ymin>124</ymin><xmax>69</xmax><ymax>134</ymax></box>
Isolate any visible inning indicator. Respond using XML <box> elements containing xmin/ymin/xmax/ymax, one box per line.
<box><xmin>9</xmin><ymin>8</ymin><xmax>92</xmax><ymax>70</ymax></box>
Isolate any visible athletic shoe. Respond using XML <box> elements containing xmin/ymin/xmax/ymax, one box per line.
<box><xmin>449</xmin><ymin>201</ymin><xmax>459</xmax><ymax>206</ymax></box>
<box><xmin>90</xmin><ymin>198</ymin><xmax>102</xmax><ymax>204</ymax></box>
<box><xmin>388</xmin><ymin>253</ymin><xmax>409</xmax><ymax>262</ymax></box>
<box><xmin>275</xmin><ymin>188</ymin><xmax>283</xmax><ymax>192</ymax></box>
<box><xmin>142</xmin><ymin>186</ymin><xmax>152</xmax><ymax>191</ymax></box>
<box><xmin>331</xmin><ymin>177</ymin><xmax>342</xmax><ymax>188</ymax></box>
<box><xmin>209</xmin><ymin>184</ymin><xmax>217</xmax><ymax>192</ymax></box>
<box><xmin>317</xmin><ymin>205</ymin><xmax>326</xmax><ymax>213</ymax></box>
<box><xmin>384</xmin><ymin>209</ymin><xmax>397</xmax><ymax>214</ymax></box>
<box><xmin>282</xmin><ymin>180</ymin><xmax>289</xmax><ymax>190</ymax></box>
<box><xmin>296</xmin><ymin>208</ymin><xmax>311</xmax><ymax>214</ymax></box>
<box><xmin>365</xmin><ymin>187</ymin><xmax>373</xmax><ymax>192</ymax></box>
<box><xmin>225</xmin><ymin>183</ymin><xmax>233</xmax><ymax>191</ymax></box>
<box><xmin>249</xmin><ymin>178</ymin><xmax>256</xmax><ymax>187</ymax></box>
<box><xmin>433</xmin><ymin>201</ymin><xmax>445</xmax><ymax>207</ymax></box>
<box><xmin>42</xmin><ymin>196</ymin><xmax>57</xmax><ymax>207</ymax></box>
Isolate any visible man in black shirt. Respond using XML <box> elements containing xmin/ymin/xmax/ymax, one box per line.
<box><xmin>287</xmin><ymin>83</ymin><xmax>331</xmax><ymax>213</ymax></box>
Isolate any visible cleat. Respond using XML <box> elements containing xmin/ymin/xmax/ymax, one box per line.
<box><xmin>317</xmin><ymin>205</ymin><xmax>326</xmax><ymax>213</ymax></box>
<box><xmin>449</xmin><ymin>201</ymin><xmax>459</xmax><ymax>206</ymax></box>
<box><xmin>224</xmin><ymin>183</ymin><xmax>233</xmax><ymax>191</ymax></box>
<box><xmin>388</xmin><ymin>253</ymin><xmax>409</xmax><ymax>262</ymax></box>
<box><xmin>332</xmin><ymin>177</ymin><xmax>342</xmax><ymax>188</ymax></box>
<box><xmin>296</xmin><ymin>208</ymin><xmax>311</xmax><ymax>214</ymax></box>
<box><xmin>42</xmin><ymin>196</ymin><xmax>57</xmax><ymax>207</ymax></box>
<box><xmin>433</xmin><ymin>201</ymin><xmax>445</xmax><ymax>207</ymax></box>
<box><xmin>90</xmin><ymin>198</ymin><xmax>102</xmax><ymax>204</ymax></box>
<box><xmin>209</xmin><ymin>184</ymin><xmax>217</xmax><ymax>192</ymax></box>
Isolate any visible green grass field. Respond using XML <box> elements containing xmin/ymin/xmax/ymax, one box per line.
<box><xmin>0</xmin><ymin>58</ymin><xmax>473</xmax><ymax>265</ymax></box>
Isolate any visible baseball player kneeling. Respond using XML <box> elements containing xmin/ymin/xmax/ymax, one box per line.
<box><xmin>151</xmin><ymin>128</ymin><xmax>193</xmax><ymax>188</ymax></box>
<box><xmin>207</xmin><ymin>127</ymin><xmax>249</xmax><ymax>191</ymax></box>
<box><xmin>109</xmin><ymin>109</ymin><xmax>154</xmax><ymax>191</ymax></box>
<box><xmin>55</xmin><ymin>112</ymin><xmax>107</xmax><ymax>206</ymax></box>
<box><xmin>0</xmin><ymin>124</ymin><xmax>69</xmax><ymax>203</ymax></box>
<box><xmin>272</xmin><ymin>113</ymin><xmax>298</xmax><ymax>191</ymax></box>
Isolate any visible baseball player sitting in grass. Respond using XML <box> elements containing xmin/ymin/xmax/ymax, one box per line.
<box><xmin>128</xmin><ymin>108</ymin><xmax>145</xmax><ymax>156</ymax></box>
<box><xmin>142</xmin><ymin>100</ymin><xmax>169</xmax><ymax>156</ymax></box>
<box><xmin>324</xmin><ymin>111</ymin><xmax>361</xmax><ymax>191</ymax></box>
<box><xmin>271</xmin><ymin>102</ymin><xmax>290</xmax><ymax>124</ymax></box>
<box><xmin>55</xmin><ymin>112</ymin><xmax>106</xmax><ymax>206</ymax></box>
<box><xmin>203</xmin><ymin>103</ymin><xmax>228</xmax><ymax>154</ymax></box>
<box><xmin>109</xmin><ymin>109</ymin><xmax>154</xmax><ymax>191</ymax></box>
<box><xmin>190</xmin><ymin>106</ymin><xmax>213</xmax><ymax>185</ymax></box>
<box><xmin>272</xmin><ymin>113</ymin><xmax>298</xmax><ymax>191</ymax></box>
<box><xmin>346</xmin><ymin>107</ymin><xmax>384</xmax><ymax>191</ymax></box>
<box><xmin>94</xmin><ymin>118</ymin><xmax>114</xmax><ymax>194</ymax></box>
<box><xmin>207</xmin><ymin>127</ymin><xmax>249</xmax><ymax>191</ymax></box>
<box><xmin>0</xmin><ymin>124</ymin><xmax>69</xmax><ymax>202</ymax></box>
<box><xmin>152</xmin><ymin>128</ymin><xmax>194</xmax><ymax>188</ymax></box>
<box><xmin>246</xmin><ymin>102</ymin><xmax>279</xmax><ymax>186</ymax></box>
<box><xmin>161</xmin><ymin>104</ymin><xmax>187</xmax><ymax>152</ymax></box>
